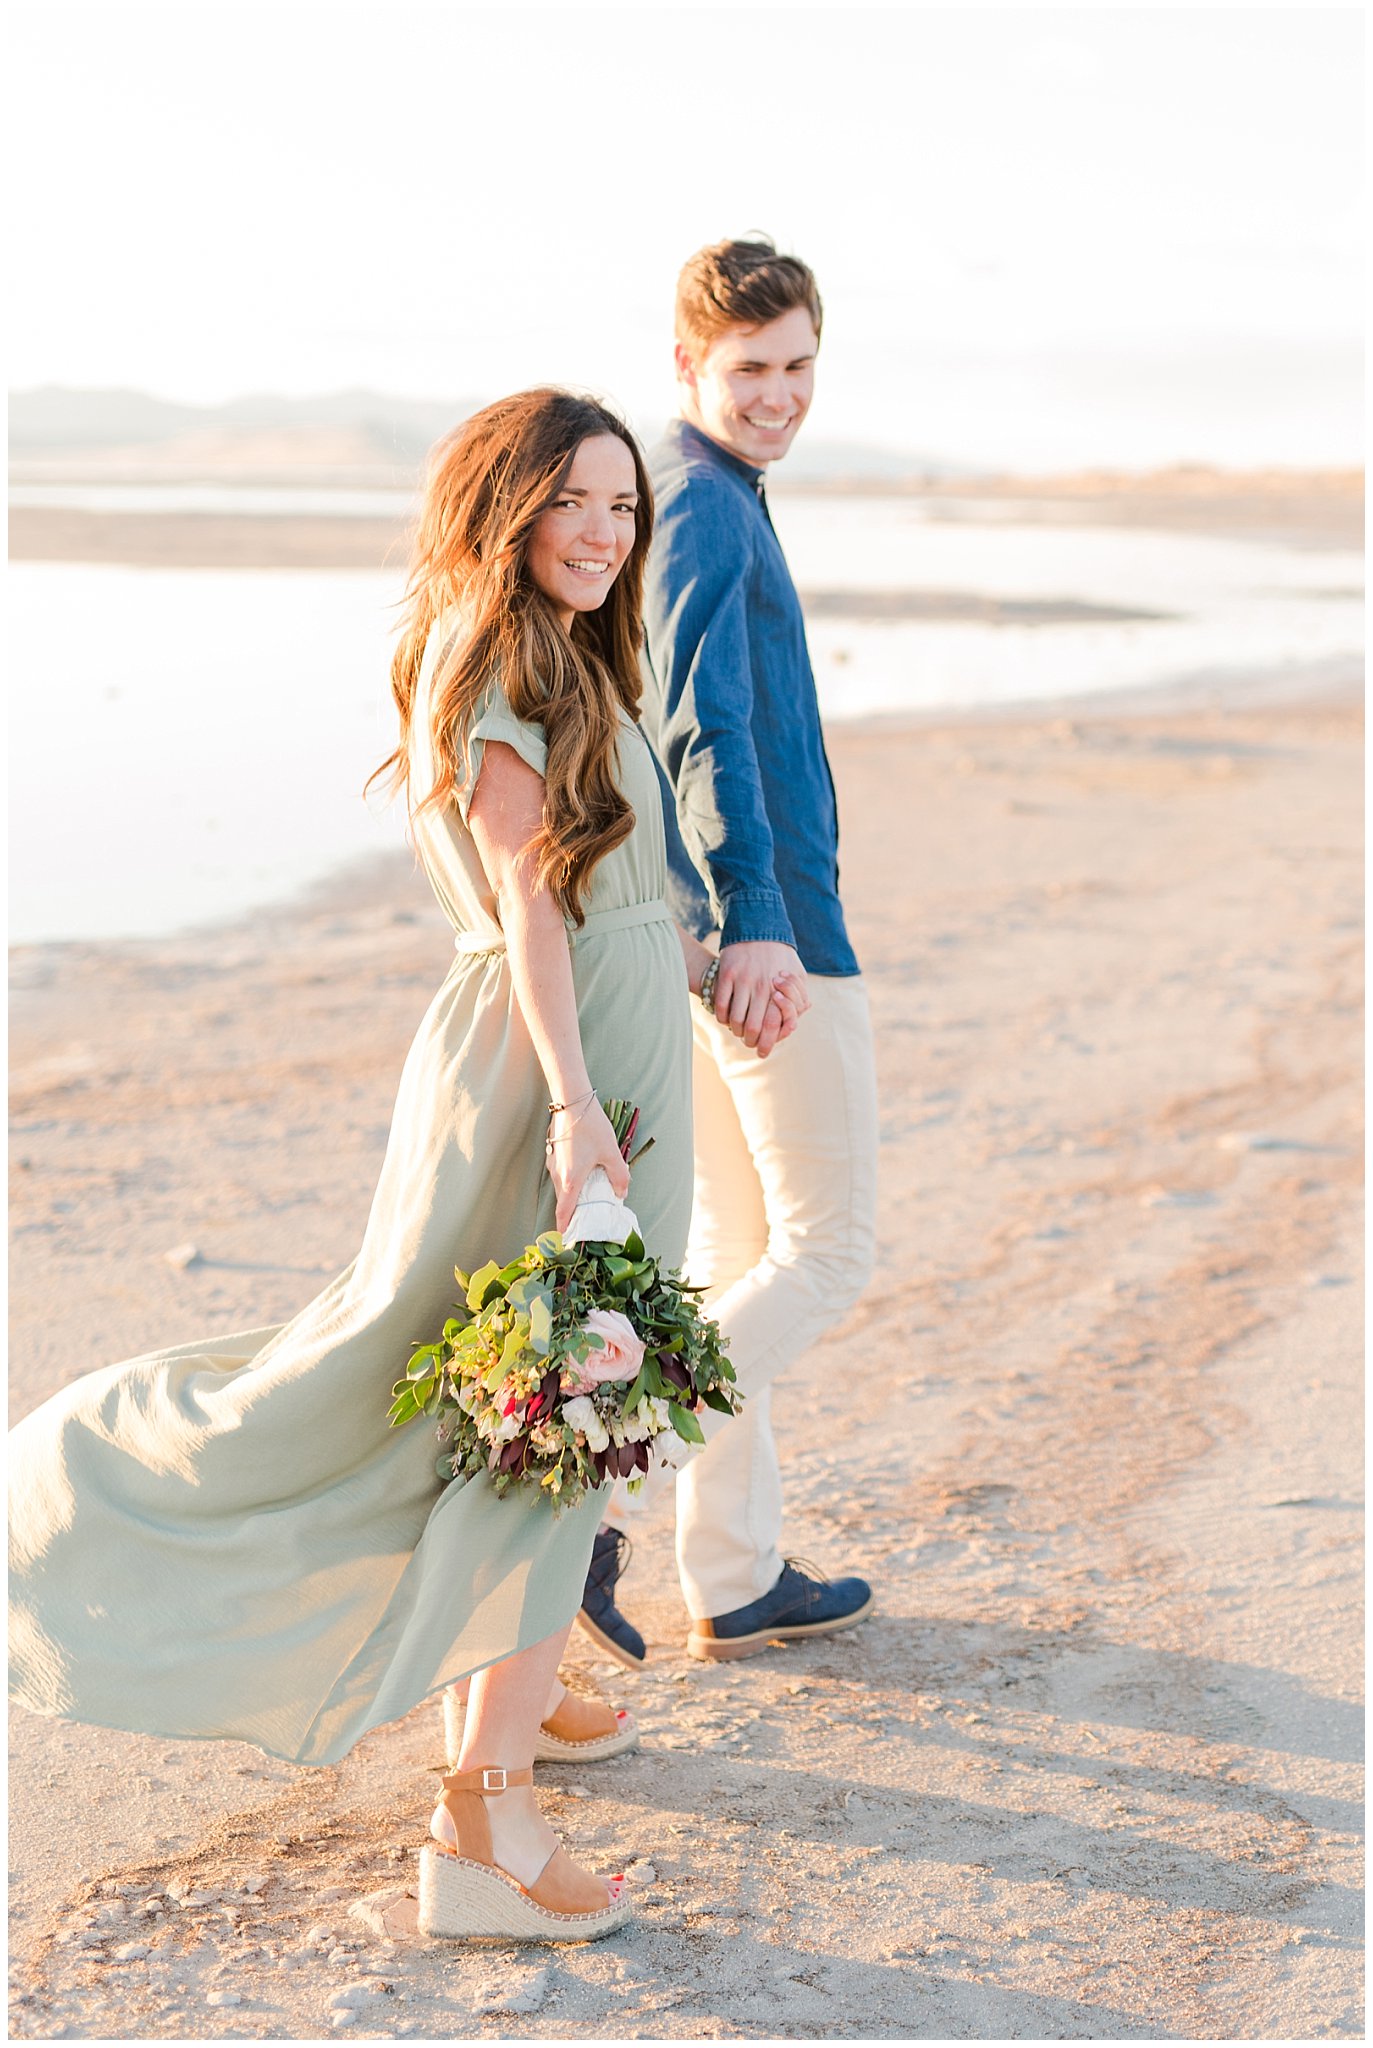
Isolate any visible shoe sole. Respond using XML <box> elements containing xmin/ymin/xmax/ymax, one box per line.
<box><xmin>418</xmin><ymin>1847</ymin><xmax>631</xmax><ymax>1943</ymax></box>
<box><xmin>444</xmin><ymin>1691</ymin><xmax>640</xmax><ymax>1767</ymax></box>
<box><xmin>534</xmin><ymin>1725</ymin><xmax>640</xmax><ymax>1763</ymax></box>
<box><xmin>686</xmin><ymin>1594</ymin><xmax>876</xmax><ymax>1662</ymax></box>
<box><xmin>575</xmin><ymin>1607</ymin><xmax>647</xmax><ymax>1671</ymax></box>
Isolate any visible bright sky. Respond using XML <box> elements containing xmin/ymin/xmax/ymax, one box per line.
<box><xmin>9</xmin><ymin>4</ymin><xmax>1364</xmax><ymax>469</ymax></box>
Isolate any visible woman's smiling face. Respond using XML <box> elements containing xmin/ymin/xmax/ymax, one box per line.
<box><xmin>526</xmin><ymin>433</ymin><xmax>640</xmax><ymax>627</ymax></box>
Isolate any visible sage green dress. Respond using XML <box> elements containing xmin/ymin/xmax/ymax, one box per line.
<box><xmin>8</xmin><ymin>628</ymin><xmax>692</xmax><ymax>1767</ymax></box>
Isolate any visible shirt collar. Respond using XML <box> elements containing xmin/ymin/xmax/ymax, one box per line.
<box><xmin>671</xmin><ymin>417</ymin><xmax>766</xmax><ymax>494</ymax></box>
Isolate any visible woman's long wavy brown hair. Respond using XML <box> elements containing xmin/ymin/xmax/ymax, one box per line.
<box><xmin>372</xmin><ymin>389</ymin><xmax>654</xmax><ymax>924</ymax></box>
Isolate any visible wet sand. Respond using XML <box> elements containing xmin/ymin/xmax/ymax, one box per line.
<box><xmin>8</xmin><ymin>687</ymin><xmax>1363</xmax><ymax>2039</ymax></box>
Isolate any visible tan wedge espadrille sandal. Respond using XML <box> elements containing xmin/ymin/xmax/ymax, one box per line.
<box><xmin>443</xmin><ymin>1684</ymin><xmax>640</xmax><ymax>1766</ymax></box>
<box><xmin>418</xmin><ymin>1764</ymin><xmax>631</xmax><ymax>1943</ymax></box>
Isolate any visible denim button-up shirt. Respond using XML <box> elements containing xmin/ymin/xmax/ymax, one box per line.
<box><xmin>639</xmin><ymin>420</ymin><xmax>860</xmax><ymax>977</ymax></box>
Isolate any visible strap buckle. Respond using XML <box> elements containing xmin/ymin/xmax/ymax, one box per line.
<box><xmin>480</xmin><ymin>1767</ymin><xmax>508</xmax><ymax>1793</ymax></box>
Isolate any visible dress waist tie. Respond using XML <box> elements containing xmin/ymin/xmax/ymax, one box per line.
<box><xmin>452</xmin><ymin>898</ymin><xmax>673</xmax><ymax>958</ymax></box>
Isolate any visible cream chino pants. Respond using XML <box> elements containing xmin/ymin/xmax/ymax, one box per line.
<box><xmin>606</xmin><ymin>974</ymin><xmax>879</xmax><ymax>1619</ymax></box>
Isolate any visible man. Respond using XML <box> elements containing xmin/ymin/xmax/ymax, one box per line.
<box><xmin>580</xmin><ymin>235</ymin><xmax>879</xmax><ymax>1663</ymax></box>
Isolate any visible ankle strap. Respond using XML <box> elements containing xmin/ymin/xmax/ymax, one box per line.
<box><xmin>441</xmin><ymin>1765</ymin><xmax>533</xmax><ymax>1796</ymax></box>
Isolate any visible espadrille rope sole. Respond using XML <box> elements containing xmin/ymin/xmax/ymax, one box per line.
<box><xmin>533</xmin><ymin>1723</ymin><xmax>639</xmax><ymax>1762</ymax></box>
<box><xmin>418</xmin><ymin>1846</ymin><xmax>632</xmax><ymax>1942</ymax></box>
<box><xmin>443</xmin><ymin>1689</ymin><xmax>639</xmax><ymax>1768</ymax></box>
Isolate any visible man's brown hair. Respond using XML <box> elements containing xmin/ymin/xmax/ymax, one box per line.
<box><xmin>675</xmin><ymin>235</ymin><xmax>823</xmax><ymax>354</ymax></box>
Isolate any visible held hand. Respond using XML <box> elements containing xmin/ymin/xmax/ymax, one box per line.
<box><xmin>753</xmin><ymin>971</ymin><xmax>807</xmax><ymax>1060</ymax></box>
<box><xmin>715</xmin><ymin>942</ymin><xmax>809</xmax><ymax>1050</ymax></box>
<box><xmin>547</xmin><ymin>1099</ymin><xmax>631</xmax><ymax>1234</ymax></box>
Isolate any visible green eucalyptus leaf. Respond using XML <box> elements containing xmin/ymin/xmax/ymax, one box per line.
<box><xmin>527</xmin><ymin>1292</ymin><xmax>553</xmax><ymax>1355</ymax></box>
<box><xmin>466</xmin><ymin>1261</ymin><xmax>502</xmax><ymax>1311</ymax></box>
<box><xmin>668</xmin><ymin>1401</ymin><xmax>706</xmax><ymax>1445</ymax></box>
<box><xmin>499</xmin><ymin>1319</ymin><xmax>532</xmax><ymax>1374</ymax></box>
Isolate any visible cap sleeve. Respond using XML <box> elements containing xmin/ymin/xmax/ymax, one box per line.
<box><xmin>458</xmin><ymin>685</ymin><xmax>549</xmax><ymax>825</ymax></box>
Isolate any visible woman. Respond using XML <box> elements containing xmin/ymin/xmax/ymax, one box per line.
<box><xmin>9</xmin><ymin>389</ymin><xmax>801</xmax><ymax>1943</ymax></box>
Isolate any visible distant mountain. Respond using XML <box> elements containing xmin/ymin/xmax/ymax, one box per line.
<box><xmin>776</xmin><ymin>439</ymin><xmax>980</xmax><ymax>486</ymax></box>
<box><xmin>9</xmin><ymin>386</ymin><xmax>971</xmax><ymax>485</ymax></box>
<box><xmin>9</xmin><ymin>386</ymin><xmax>475</xmax><ymax>460</ymax></box>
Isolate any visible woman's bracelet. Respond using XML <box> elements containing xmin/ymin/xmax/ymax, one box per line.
<box><xmin>545</xmin><ymin>1087</ymin><xmax>597</xmax><ymax>1154</ymax></box>
<box><xmin>547</xmin><ymin>1086</ymin><xmax>596</xmax><ymax>1117</ymax></box>
<box><xmin>699</xmin><ymin>956</ymin><xmax>721</xmax><ymax>1015</ymax></box>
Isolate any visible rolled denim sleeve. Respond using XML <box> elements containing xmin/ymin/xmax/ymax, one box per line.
<box><xmin>645</xmin><ymin>483</ymin><xmax>797</xmax><ymax>952</ymax></box>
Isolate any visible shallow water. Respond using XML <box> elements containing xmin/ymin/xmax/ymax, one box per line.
<box><xmin>770</xmin><ymin>498</ymin><xmax>1363</xmax><ymax>719</ymax></box>
<box><xmin>8</xmin><ymin>503</ymin><xmax>1362</xmax><ymax>943</ymax></box>
<box><xmin>10</xmin><ymin>483</ymin><xmax>418</xmax><ymax>517</ymax></box>
<box><xmin>9</xmin><ymin>565</ymin><xmax>408</xmax><ymax>944</ymax></box>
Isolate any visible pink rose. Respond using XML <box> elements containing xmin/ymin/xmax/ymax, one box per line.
<box><xmin>565</xmin><ymin>1309</ymin><xmax>646</xmax><ymax>1393</ymax></box>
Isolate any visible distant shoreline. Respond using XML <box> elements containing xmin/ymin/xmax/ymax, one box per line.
<box><xmin>8</xmin><ymin>509</ymin><xmax>410</xmax><ymax>572</ymax></box>
<box><xmin>7</xmin><ymin>468</ymin><xmax>1363</xmax><ymax>570</ymax></box>
<box><xmin>4</xmin><ymin>514</ymin><xmax>1182</xmax><ymax>626</ymax></box>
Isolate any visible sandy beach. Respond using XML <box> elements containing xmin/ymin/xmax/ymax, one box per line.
<box><xmin>8</xmin><ymin>676</ymin><xmax>1363</xmax><ymax>2038</ymax></box>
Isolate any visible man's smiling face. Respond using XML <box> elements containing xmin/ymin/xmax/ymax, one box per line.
<box><xmin>676</xmin><ymin>304</ymin><xmax>818</xmax><ymax>468</ymax></box>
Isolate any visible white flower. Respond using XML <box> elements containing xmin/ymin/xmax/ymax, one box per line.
<box><xmin>563</xmin><ymin>1394</ymin><xmax>609</xmax><ymax>1453</ymax></box>
<box><xmin>622</xmin><ymin>1394</ymin><xmax>673</xmax><ymax>1444</ymax></box>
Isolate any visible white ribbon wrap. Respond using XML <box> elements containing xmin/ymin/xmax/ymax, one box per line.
<box><xmin>562</xmin><ymin>1166</ymin><xmax>640</xmax><ymax>1248</ymax></box>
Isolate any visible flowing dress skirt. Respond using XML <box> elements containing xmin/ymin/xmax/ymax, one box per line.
<box><xmin>9</xmin><ymin>685</ymin><xmax>692</xmax><ymax>1766</ymax></box>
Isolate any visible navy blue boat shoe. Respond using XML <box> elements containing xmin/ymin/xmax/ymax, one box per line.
<box><xmin>687</xmin><ymin>1558</ymin><xmax>874</xmax><ymax>1662</ymax></box>
<box><xmin>576</xmin><ymin>1526</ymin><xmax>646</xmax><ymax>1667</ymax></box>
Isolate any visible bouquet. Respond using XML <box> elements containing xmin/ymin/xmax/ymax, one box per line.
<box><xmin>387</xmin><ymin>1100</ymin><xmax>740</xmax><ymax>1511</ymax></box>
